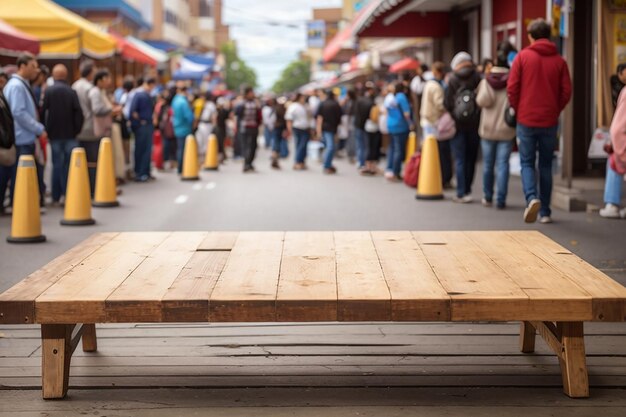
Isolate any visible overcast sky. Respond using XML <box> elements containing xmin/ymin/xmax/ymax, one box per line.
<box><xmin>222</xmin><ymin>0</ymin><xmax>341</xmax><ymax>91</ymax></box>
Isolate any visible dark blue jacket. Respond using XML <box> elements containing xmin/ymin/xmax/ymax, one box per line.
<box><xmin>129</xmin><ymin>88</ymin><xmax>153</xmax><ymax>130</ymax></box>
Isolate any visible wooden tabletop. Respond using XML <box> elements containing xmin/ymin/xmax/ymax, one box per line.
<box><xmin>1</xmin><ymin>231</ymin><xmax>625</xmax><ymax>324</ymax></box>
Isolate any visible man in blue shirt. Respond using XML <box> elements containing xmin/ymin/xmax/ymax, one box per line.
<box><xmin>171</xmin><ymin>82</ymin><xmax>194</xmax><ymax>175</ymax></box>
<box><xmin>129</xmin><ymin>78</ymin><xmax>156</xmax><ymax>182</ymax></box>
<box><xmin>1</xmin><ymin>53</ymin><xmax>47</xmax><ymax>212</ymax></box>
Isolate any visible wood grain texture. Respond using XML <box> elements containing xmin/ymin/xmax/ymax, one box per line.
<box><xmin>197</xmin><ymin>232</ymin><xmax>239</xmax><ymax>251</ymax></box>
<box><xmin>162</xmin><ymin>251</ymin><xmax>230</xmax><ymax>322</ymax></box>
<box><xmin>371</xmin><ymin>231</ymin><xmax>449</xmax><ymax>321</ymax></box>
<box><xmin>0</xmin><ymin>233</ymin><xmax>118</xmax><ymax>324</ymax></box>
<box><xmin>35</xmin><ymin>233</ymin><xmax>170</xmax><ymax>323</ymax></box>
<box><xmin>106</xmin><ymin>232</ymin><xmax>208</xmax><ymax>322</ymax></box>
<box><xmin>559</xmin><ymin>322</ymin><xmax>589</xmax><ymax>398</ymax></box>
<box><xmin>413</xmin><ymin>232</ymin><xmax>528</xmax><ymax>321</ymax></box>
<box><xmin>276</xmin><ymin>232</ymin><xmax>337</xmax><ymax>322</ymax></box>
<box><xmin>334</xmin><ymin>232</ymin><xmax>391</xmax><ymax>321</ymax></box>
<box><xmin>508</xmin><ymin>231</ymin><xmax>626</xmax><ymax>322</ymax></box>
<box><xmin>41</xmin><ymin>324</ymin><xmax>74</xmax><ymax>399</ymax></box>
<box><xmin>210</xmin><ymin>232</ymin><xmax>284</xmax><ymax>322</ymax></box>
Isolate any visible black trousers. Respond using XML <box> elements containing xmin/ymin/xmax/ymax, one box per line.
<box><xmin>438</xmin><ymin>139</ymin><xmax>453</xmax><ymax>185</ymax></box>
<box><xmin>79</xmin><ymin>139</ymin><xmax>101</xmax><ymax>197</ymax></box>
<box><xmin>242</xmin><ymin>128</ymin><xmax>258</xmax><ymax>169</ymax></box>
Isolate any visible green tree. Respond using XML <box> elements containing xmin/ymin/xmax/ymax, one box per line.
<box><xmin>271</xmin><ymin>60</ymin><xmax>311</xmax><ymax>94</ymax></box>
<box><xmin>221</xmin><ymin>41</ymin><xmax>258</xmax><ymax>91</ymax></box>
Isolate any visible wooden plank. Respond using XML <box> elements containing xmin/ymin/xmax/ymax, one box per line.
<box><xmin>35</xmin><ymin>233</ymin><xmax>170</xmax><ymax>323</ymax></box>
<box><xmin>0</xmin><ymin>233</ymin><xmax>118</xmax><ymax>324</ymax></box>
<box><xmin>210</xmin><ymin>232</ymin><xmax>284</xmax><ymax>322</ymax></box>
<box><xmin>413</xmin><ymin>232</ymin><xmax>529</xmax><ymax>321</ymax></box>
<box><xmin>161</xmin><ymin>251</ymin><xmax>230</xmax><ymax>322</ymax></box>
<box><xmin>41</xmin><ymin>324</ymin><xmax>74</xmax><ymax>399</ymax></box>
<box><xmin>81</xmin><ymin>324</ymin><xmax>97</xmax><ymax>352</ymax></box>
<box><xmin>508</xmin><ymin>231</ymin><xmax>626</xmax><ymax>322</ymax></box>
<box><xmin>466</xmin><ymin>232</ymin><xmax>593</xmax><ymax>321</ymax></box>
<box><xmin>371</xmin><ymin>231</ymin><xmax>450</xmax><ymax>321</ymax></box>
<box><xmin>334</xmin><ymin>232</ymin><xmax>391</xmax><ymax>321</ymax></box>
<box><xmin>197</xmin><ymin>232</ymin><xmax>239</xmax><ymax>251</ymax></box>
<box><xmin>106</xmin><ymin>232</ymin><xmax>208</xmax><ymax>322</ymax></box>
<box><xmin>276</xmin><ymin>232</ymin><xmax>337</xmax><ymax>322</ymax></box>
<box><xmin>520</xmin><ymin>322</ymin><xmax>536</xmax><ymax>353</ymax></box>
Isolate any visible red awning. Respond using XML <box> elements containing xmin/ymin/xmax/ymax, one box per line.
<box><xmin>0</xmin><ymin>19</ymin><xmax>40</xmax><ymax>55</ymax></box>
<box><xmin>109</xmin><ymin>32</ymin><xmax>157</xmax><ymax>67</ymax></box>
<box><xmin>390</xmin><ymin>57</ymin><xmax>419</xmax><ymax>73</ymax></box>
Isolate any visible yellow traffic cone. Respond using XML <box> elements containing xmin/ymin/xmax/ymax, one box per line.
<box><xmin>93</xmin><ymin>138</ymin><xmax>119</xmax><ymax>207</ymax></box>
<box><xmin>61</xmin><ymin>147</ymin><xmax>95</xmax><ymax>225</ymax></box>
<box><xmin>416</xmin><ymin>134</ymin><xmax>443</xmax><ymax>200</ymax></box>
<box><xmin>203</xmin><ymin>134</ymin><xmax>219</xmax><ymax>171</ymax></box>
<box><xmin>181</xmin><ymin>134</ymin><xmax>200</xmax><ymax>181</ymax></box>
<box><xmin>405</xmin><ymin>131</ymin><xmax>417</xmax><ymax>164</ymax></box>
<box><xmin>6</xmin><ymin>155</ymin><xmax>46</xmax><ymax>243</ymax></box>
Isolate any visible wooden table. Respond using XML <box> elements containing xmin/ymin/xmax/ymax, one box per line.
<box><xmin>1</xmin><ymin>231</ymin><xmax>625</xmax><ymax>399</ymax></box>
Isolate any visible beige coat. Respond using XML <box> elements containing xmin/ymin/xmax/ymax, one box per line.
<box><xmin>476</xmin><ymin>68</ymin><xmax>516</xmax><ymax>140</ymax></box>
<box><xmin>420</xmin><ymin>79</ymin><xmax>445</xmax><ymax>127</ymax></box>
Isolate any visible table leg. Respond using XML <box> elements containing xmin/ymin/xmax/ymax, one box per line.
<box><xmin>41</xmin><ymin>324</ymin><xmax>74</xmax><ymax>399</ymax></box>
<box><xmin>82</xmin><ymin>324</ymin><xmax>97</xmax><ymax>352</ymax></box>
<box><xmin>558</xmin><ymin>322</ymin><xmax>589</xmax><ymax>398</ymax></box>
<box><xmin>520</xmin><ymin>321</ymin><xmax>536</xmax><ymax>353</ymax></box>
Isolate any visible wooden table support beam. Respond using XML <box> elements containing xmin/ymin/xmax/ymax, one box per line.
<box><xmin>522</xmin><ymin>321</ymin><xmax>589</xmax><ymax>398</ymax></box>
<box><xmin>81</xmin><ymin>324</ymin><xmax>97</xmax><ymax>352</ymax></box>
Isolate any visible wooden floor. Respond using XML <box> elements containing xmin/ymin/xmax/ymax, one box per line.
<box><xmin>1</xmin><ymin>322</ymin><xmax>625</xmax><ymax>409</ymax></box>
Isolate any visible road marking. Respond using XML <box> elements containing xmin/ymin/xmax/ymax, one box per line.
<box><xmin>205</xmin><ymin>182</ymin><xmax>217</xmax><ymax>190</ymax></box>
<box><xmin>192</xmin><ymin>183</ymin><xmax>203</xmax><ymax>191</ymax></box>
<box><xmin>174</xmin><ymin>195</ymin><xmax>189</xmax><ymax>204</ymax></box>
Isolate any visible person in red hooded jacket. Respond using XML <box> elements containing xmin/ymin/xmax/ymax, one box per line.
<box><xmin>507</xmin><ymin>18</ymin><xmax>572</xmax><ymax>224</ymax></box>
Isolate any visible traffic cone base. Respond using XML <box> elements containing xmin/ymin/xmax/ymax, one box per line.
<box><xmin>181</xmin><ymin>176</ymin><xmax>200</xmax><ymax>181</ymax></box>
<box><xmin>60</xmin><ymin>218</ymin><xmax>96</xmax><ymax>226</ymax></box>
<box><xmin>7</xmin><ymin>155</ymin><xmax>46</xmax><ymax>244</ymax></box>
<box><xmin>93</xmin><ymin>138</ymin><xmax>119</xmax><ymax>207</ymax></box>
<box><xmin>203</xmin><ymin>167</ymin><xmax>218</xmax><ymax>171</ymax></box>
<box><xmin>92</xmin><ymin>201</ymin><xmax>120</xmax><ymax>208</ymax></box>
<box><xmin>7</xmin><ymin>234</ymin><xmax>46</xmax><ymax>244</ymax></box>
<box><xmin>415</xmin><ymin>193</ymin><xmax>444</xmax><ymax>200</ymax></box>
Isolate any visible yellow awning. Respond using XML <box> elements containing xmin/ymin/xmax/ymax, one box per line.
<box><xmin>0</xmin><ymin>0</ymin><xmax>116</xmax><ymax>58</ymax></box>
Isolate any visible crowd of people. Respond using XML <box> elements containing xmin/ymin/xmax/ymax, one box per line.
<box><xmin>1</xmin><ymin>18</ymin><xmax>624</xmax><ymax>223</ymax></box>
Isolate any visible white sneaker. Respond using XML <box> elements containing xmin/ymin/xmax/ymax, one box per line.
<box><xmin>453</xmin><ymin>195</ymin><xmax>473</xmax><ymax>204</ymax></box>
<box><xmin>599</xmin><ymin>203</ymin><xmax>621</xmax><ymax>219</ymax></box>
<box><xmin>539</xmin><ymin>216</ymin><xmax>553</xmax><ymax>224</ymax></box>
<box><xmin>481</xmin><ymin>197</ymin><xmax>492</xmax><ymax>207</ymax></box>
<box><xmin>523</xmin><ymin>199</ymin><xmax>541</xmax><ymax>223</ymax></box>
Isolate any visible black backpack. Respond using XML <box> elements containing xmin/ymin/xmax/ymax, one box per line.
<box><xmin>452</xmin><ymin>88</ymin><xmax>478</xmax><ymax>124</ymax></box>
<box><xmin>0</xmin><ymin>92</ymin><xmax>15</xmax><ymax>149</ymax></box>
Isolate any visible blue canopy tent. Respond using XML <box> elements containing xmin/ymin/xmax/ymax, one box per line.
<box><xmin>173</xmin><ymin>54</ymin><xmax>215</xmax><ymax>81</ymax></box>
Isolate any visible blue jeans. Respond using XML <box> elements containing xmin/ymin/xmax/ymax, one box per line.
<box><xmin>133</xmin><ymin>124</ymin><xmax>154</xmax><ymax>179</ymax></box>
<box><xmin>322</xmin><ymin>131</ymin><xmax>336</xmax><ymax>169</ymax></box>
<box><xmin>354</xmin><ymin>128</ymin><xmax>368</xmax><ymax>168</ymax></box>
<box><xmin>604</xmin><ymin>160</ymin><xmax>624</xmax><ymax>205</ymax></box>
<box><xmin>517</xmin><ymin>123</ymin><xmax>558</xmax><ymax>217</ymax></box>
<box><xmin>264</xmin><ymin>126</ymin><xmax>272</xmax><ymax>149</ymax></box>
<box><xmin>389</xmin><ymin>131</ymin><xmax>409</xmax><ymax>177</ymax></box>
<box><xmin>50</xmin><ymin>139</ymin><xmax>78</xmax><ymax>202</ymax></box>
<box><xmin>176</xmin><ymin>136</ymin><xmax>186</xmax><ymax>174</ymax></box>
<box><xmin>450</xmin><ymin>130</ymin><xmax>480</xmax><ymax>198</ymax></box>
<box><xmin>271</xmin><ymin>127</ymin><xmax>284</xmax><ymax>153</ymax></box>
<box><xmin>293</xmin><ymin>128</ymin><xmax>309</xmax><ymax>164</ymax></box>
<box><xmin>162</xmin><ymin>136</ymin><xmax>176</xmax><ymax>162</ymax></box>
<box><xmin>481</xmin><ymin>139</ymin><xmax>513</xmax><ymax>206</ymax></box>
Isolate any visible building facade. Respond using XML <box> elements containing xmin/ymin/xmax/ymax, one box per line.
<box><xmin>189</xmin><ymin>0</ymin><xmax>230</xmax><ymax>52</ymax></box>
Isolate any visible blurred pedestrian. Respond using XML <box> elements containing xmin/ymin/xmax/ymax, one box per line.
<box><xmin>507</xmin><ymin>18</ymin><xmax>572</xmax><ymax>223</ymax></box>
<box><xmin>363</xmin><ymin>85</ymin><xmax>383</xmax><ymax>175</ymax></box>
<box><xmin>215</xmin><ymin>97</ymin><xmax>230</xmax><ymax>163</ymax></box>
<box><xmin>1</xmin><ymin>53</ymin><xmax>47</xmax><ymax>211</ymax></box>
<box><xmin>117</xmin><ymin>76</ymin><xmax>134</xmax><ymax>179</ymax></box>
<box><xmin>262</xmin><ymin>97</ymin><xmax>276</xmax><ymax>150</ymax></box>
<box><xmin>384</xmin><ymin>82</ymin><xmax>412</xmax><ymax>182</ymax></box>
<box><xmin>171</xmin><ymin>82</ymin><xmax>194</xmax><ymax>175</ymax></box>
<box><xmin>599</xmin><ymin>85</ymin><xmax>626</xmax><ymax>219</ymax></box>
<box><xmin>420</xmin><ymin>62</ymin><xmax>452</xmax><ymax>187</ymax></box>
<box><xmin>196</xmin><ymin>93</ymin><xmax>217</xmax><ymax>156</ymax></box>
<box><xmin>285</xmin><ymin>93</ymin><xmax>310</xmax><ymax>170</ymax></box>
<box><xmin>316</xmin><ymin>89</ymin><xmax>342</xmax><ymax>174</ymax></box>
<box><xmin>156</xmin><ymin>88</ymin><xmax>177</xmax><ymax>171</ymax></box>
<box><xmin>270</xmin><ymin>97</ymin><xmax>287</xmax><ymax>169</ymax></box>
<box><xmin>129</xmin><ymin>77</ymin><xmax>156</xmax><ymax>182</ymax></box>
<box><xmin>0</xmin><ymin>70</ymin><xmax>9</xmax><ymax>91</ymax></box>
<box><xmin>611</xmin><ymin>63</ymin><xmax>626</xmax><ymax>110</ymax></box>
<box><xmin>235</xmin><ymin>87</ymin><xmax>262</xmax><ymax>173</ymax></box>
<box><xmin>353</xmin><ymin>83</ymin><xmax>375</xmax><ymax>172</ymax></box>
<box><xmin>476</xmin><ymin>45</ymin><xmax>516</xmax><ymax>210</ymax></box>
<box><xmin>339</xmin><ymin>90</ymin><xmax>356</xmax><ymax>162</ymax></box>
<box><xmin>41</xmin><ymin>64</ymin><xmax>83</xmax><ymax>206</ymax></box>
<box><xmin>444</xmin><ymin>51</ymin><xmax>482</xmax><ymax>202</ymax></box>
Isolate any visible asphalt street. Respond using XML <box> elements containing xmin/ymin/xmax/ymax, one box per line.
<box><xmin>0</xmin><ymin>146</ymin><xmax>625</xmax><ymax>291</ymax></box>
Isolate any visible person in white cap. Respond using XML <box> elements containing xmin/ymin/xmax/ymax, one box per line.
<box><xmin>444</xmin><ymin>51</ymin><xmax>482</xmax><ymax>203</ymax></box>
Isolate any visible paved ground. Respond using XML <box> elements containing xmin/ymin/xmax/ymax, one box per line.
<box><xmin>0</xmin><ymin>146</ymin><xmax>625</xmax><ymax>415</ymax></box>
